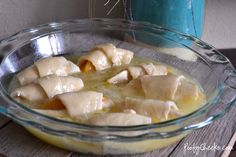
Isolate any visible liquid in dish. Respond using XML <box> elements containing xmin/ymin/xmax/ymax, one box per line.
<box><xmin>10</xmin><ymin>43</ymin><xmax>206</xmax><ymax>126</ymax></box>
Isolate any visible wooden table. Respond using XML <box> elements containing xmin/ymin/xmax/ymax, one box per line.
<box><xmin>0</xmin><ymin>43</ymin><xmax>235</xmax><ymax>157</ymax></box>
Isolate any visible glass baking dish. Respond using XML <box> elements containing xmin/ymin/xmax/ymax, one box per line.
<box><xmin>0</xmin><ymin>18</ymin><xmax>235</xmax><ymax>155</ymax></box>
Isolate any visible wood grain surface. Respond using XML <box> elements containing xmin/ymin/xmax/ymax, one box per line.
<box><xmin>0</xmin><ymin>122</ymin><xmax>71</xmax><ymax>157</ymax></box>
<box><xmin>0</xmin><ymin>115</ymin><xmax>10</xmax><ymax>129</ymax></box>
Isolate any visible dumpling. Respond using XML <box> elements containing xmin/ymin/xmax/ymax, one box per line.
<box><xmin>35</xmin><ymin>57</ymin><xmax>80</xmax><ymax>77</ymax></box>
<box><xmin>17</xmin><ymin>56</ymin><xmax>80</xmax><ymax>85</ymax></box>
<box><xmin>92</xmin><ymin>43</ymin><xmax>116</xmax><ymax>63</ymax></box>
<box><xmin>129</xmin><ymin>63</ymin><xmax>167</xmax><ymax>79</ymax></box>
<box><xmin>17</xmin><ymin>65</ymin><xmax>39</xmax><ymax>86</ymax></box>
<box><xmin>107</xmin><ymin>70</ymin><xmax>129</xmax><ymax>84</ymax></box>
<box><xmin>115</xmin><ymin>48</ymin><xmax>134</xmax><ymax>65</ymax></box>
<box><xmin>87</xmin><ymin>113</ymin><xmax>151</xmax><ymax>126</ymax></box>
<box><xmin>94</xmin><ymin>43</ymin><xmax>134</xmax><ymax>66</ymax></box>
<box><xmin>11</xmin><ymin>75</ymin><xmax>84</xmax><ymax>101</ymax></box>
<box><xmin>141</xmin><ymin>63</ymin><xmax>167</xmax><ymax>76</ymax></box>
<box><xmin>141</xmin><ymin>74</ymin><xmax>183</xmax><ymax>100</ymax></box>
<box><xmin>123</xmin><ymin>109</ymin><xmax>137</xmax><ymax>114</ymax></box>
<box><xmin>123</xmin><ymin>79</ymin><xmax>144</xmax><ymax>97</ymax></box>
<box><xmin>125</xmin><ymin>97</ymin><xmax>181</xmax><ymax>121</ymax></box>
<box><xmin>174</xmin><ymin>79</ymin><xmax>199</xmax><ymax>103</ymax></box>
<box><xmin>127</xmin><ymin>66</ymin><xmax>145</xmax><ymax>80</ymax></box>
<box><xmin>78</xmin><ymin>43</ymin><xmax>134</xmax><ymax>71</ymax></box>
<box><xmin>102</xmin><ymin>96</ymin><xmax>115</xmax><ymax>108</ymax></box>
<box><xmin>140</xmin><ymin>74</ymin><xmax>199</xmax><ymax>102</ymax></box>
<box><xmin>37</xmin><ymin>75</ymin><xmax>84</xmax><ymax>98</ymax></box>
<box><xmin>107</xmin><ymin>63</ymin><xmax>167</xmax><ymax>84</ymax></box>
<box><xmin>79</xmin><ymin>50</ymin><xmax>111</xmax><ymax>71</ymax></box>
<box><xmin>11</xmin><ymin>83</ymin><xmax>47</xmax><ymax>101</ymax></box>
<box><xmin>56</xmin><ymin>91</ymin><xmax>103</xmax><ymax>118</ymax></box>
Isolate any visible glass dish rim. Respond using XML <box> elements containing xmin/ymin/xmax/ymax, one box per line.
<box><xmin>0</xmin><ymin>18</ymin><xmax>233</xmax><ymax>132</ymax></box>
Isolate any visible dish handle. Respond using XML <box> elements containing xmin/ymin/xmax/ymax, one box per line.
<box><xmin>0</xmin><ymin>96</ymin><xmax>9</xmax><ymax>116</ymax></box>
<box><xmin>0</xmin><ymin>96</ymin><xmax>26</xmax><ymax>124</ymax></box>
<box><xmin>183</xmin><ymin>66</ymin><xmax>236</xmax><ymax>132</ymax></box>
<box><xmin>0</xmin><ymin>106</ymin><xmax>6</xmax><ymax>114</ymax></box>
<box><xmin>219</xmin><ymin>66</ymin><xmax>236</xmax><ymax>111</ymax></box>
<box><xmin>224</xmin><ymin>66</ymin><xmax>236</xmax><ymax>90</ymax></box>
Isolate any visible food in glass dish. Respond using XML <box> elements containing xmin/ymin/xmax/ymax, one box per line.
<box><xmin>9</xmin><ymin>43</ymin><xmax>206</xmax><ymax>126</ymax></box>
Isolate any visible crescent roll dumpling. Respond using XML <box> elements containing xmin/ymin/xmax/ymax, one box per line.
<box><xmin>35</xmin><ymin>57</ymin><xmax>80</xmax><ymax>77</ymax></box>
<box><xmin>78</xmin><ymin>43</ymin><xmax>134</xmax><ymax>72</ymax></box>
<box><xmin>94</xmin><ymin>43</ymin><xmax>134</xmax><ymax>66</ymax></box>
<box><xmin>17</xmin><ymin>56</ymin><xmax>80</xmax><ymax>85</ymax></box>
<box><xmin>11</xmin><ymin>83</ymin><xmax>47</xmax><ymax>102</ymax></box>
<box><xmin>87</xmin><ymin>113</ymin><xmax>151</xmax><ymax>126</ymax></box>
<box><xmin>129</xmin><ymin>63</ymin><xmax>167</xmax><ymax>79</ymax></box>
<box><xmin>107</xmin><ymin>70</ymin><xmax>130</xmax><ymax>84</ymax></box>
<box><xmin>141</xmin><ymin>74</ymin><xmax>183</xmax><ymax>100</ymax></box>
<box><xmin>93</xmin><ymin>43</ymin><xmax>116</xmax><ymax>62</ymax></box>
<box><xmin>125</xmin><ymin>97</ymin><xmax>181</xmax><ymax>121</ymax></box>
<box><xmin>56</xmin><ymin>91</ymin><xmax>103</xmax><ymax>118</ymax></box>
<box><xmin>123</xmin><ymin>79</ymin><xmax>144</xmax><ymax>97</ymax></box>
<box><xmin>11</xmin><ymin>75</ymin><xmax>84</xmax><ymax>101</ymax></box>
<box><xmin>127</xmin><ymin>66</ymin><xmax>145</xmax><ymax>80</ymax></box>
<box><xmin>174</xmin><ymin>79</ymin><xmax>199</xmax><ymax>103</ymax></box>
<box><xmin>107</xmin><ymin>63</ymin><xmax>167</xmax><ymax>84</ymax></box>
<box><xmin>115</xmin><ymin>48</ymin><xmax>134</xmax><ymax>65</ymax></box>
<box><xmin>17</xmin><ymin>65</ymin><xmax>39</xmax><ymax>86</ymax></box>
<box><xmin>37</xmin><ymin>75</ymin><xmax>84</xmax><ymax>98</ymax></box>
<box><xmin>140</xmin><ymin>74</ymin><xmax>199</xmax><ymax>102</ymax></box>
<box><xmin>79</xmin><ymin>50</ymin><xmax>111</xmax><ymax>71</ymax></box>
<box><xmin>140</xmin><ymin>63</ymin><xmax>167</xmax><ymax>76</ymax></box>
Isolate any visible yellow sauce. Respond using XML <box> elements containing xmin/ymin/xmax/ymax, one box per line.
<box><xmin>9</xmin><ymin>55</ymin><xmax>206</xmax><ymax>123</ymax></box>
<box><xmin>9</xmin><ymin>55</ymin><xmax>207</xmax><ymax>154</ymax></box>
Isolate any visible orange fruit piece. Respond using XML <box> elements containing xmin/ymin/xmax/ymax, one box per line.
<box><xmin>80</xmin><ymin>61</ymin><xmax>95</xmax><ymax>72</ymax></box>
<box><xmin>40</xmin><ymin>98</ymin><xmax>65</xmax><ymax>110</ymax></box>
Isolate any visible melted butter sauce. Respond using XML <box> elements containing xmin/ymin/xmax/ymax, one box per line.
<box><xmin>9</xmin><ymin>54</ymin><xmax>206</xmax><ymax>123</ymax></box>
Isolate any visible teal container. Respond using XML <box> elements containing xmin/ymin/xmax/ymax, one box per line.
<box><xmin>125</xmin><ymin>0</ymin><xmax>204</xmax><ymax>47</ymax></box>
<box><xmin>126</xmin><ymin>0</ymin><xmax>205</xmax><ymax>37</ymax></box>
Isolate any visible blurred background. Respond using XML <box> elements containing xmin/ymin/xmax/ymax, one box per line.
<box><xmin>0</xmin><ymin>0</ymin><xmax>235</xmax><ymax>49</ymax></box>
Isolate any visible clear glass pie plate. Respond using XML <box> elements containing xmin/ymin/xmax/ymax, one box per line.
<box><xmin>0</xmin><ymin>18</ymin><xmax>235</xmax><ymax>155</ymax></box>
